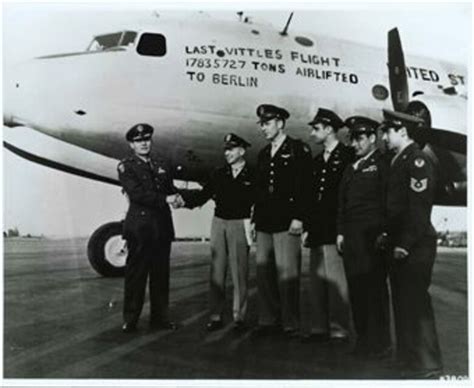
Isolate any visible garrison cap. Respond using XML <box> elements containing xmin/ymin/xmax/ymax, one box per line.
<box><xmin>256</xmin><ymin>104</ymin><xmax>290</xmax><ymax>123</ymax></box>
<box><xmin>379</xmin><ymin>109</ymin><xmax>424</xmax><ymax>132</ymax></box>
<box><xmin>308</xmin><ymin>108</ymin><xmax>344</xmax><ymax>130</ymax></box>
<box><xmin>224</xmin><ymin>133</ymin><xmax>251</xmax><ymax>149</ymax></box>
<box><xmin>345</xmin><ymin>116</ymin><xmax>379</xmax><ymax>138</ymax></box>
<box><xmin>126</xmin><ymin>123</ymin><xmax>154</xmax><ymax>142</ymax></box>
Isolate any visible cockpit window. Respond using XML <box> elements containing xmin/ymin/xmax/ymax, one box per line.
<box><xmin>87</xmin><ymin>31</ymin><xmax>137</xmax><ymax>51</ymax></box>
<box><xmin>137</xmin><ymin>33</ymin><xmax>167</xmax><ymax>57</ymax></box>
<box><xmin>121</xmin><ymin>31</ymin><xmax>137</xmax><ymax>47</ymax></box>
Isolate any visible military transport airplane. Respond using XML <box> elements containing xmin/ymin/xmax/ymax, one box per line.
<box><xmin>3</xmin><ymin>12</ymin><xmax>467</xmax><ymax>277</ymax></box>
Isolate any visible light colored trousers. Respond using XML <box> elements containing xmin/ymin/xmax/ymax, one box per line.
<box><xmin>256</xmin><ymin>231</ymin><xmax>302</xmax><ymax>330</ymax></box>
<box><xmin>209</xmin><ymin>216</ymin><xmax>249</xmax><ymax>322</ymax></box>
<box><xmin>309</xmin><ymin>244</ymin><xmax>353</xmax><ymax>337</ymax></box>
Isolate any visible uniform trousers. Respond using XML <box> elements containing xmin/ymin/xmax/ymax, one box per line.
<box><xmin>344</xmin><ymin>224</ymin><xmax>390</xmax><ymax>351</ymax></box>
<box><xmin>123</xmin><ymin>227</ymin><xmax>172</xmax><ymax>325</ymax></box>
<box><xmin>256</xmin><ymin>231</ymin><xmax>301</xmax><ymax>330</ymax></box>
<box><xmin>209</xmin><ymin>216</ymin><xmax>249</xmax><ymax>322</ymax></box>
<box><xmin>390</xmin><ymin>235</ymin><xmax>443</xmax><ymax>372</ymax></box>
<box><xmin>309</xmin><ymin>244</ymin><xmax>352</xmax><ymax>337</ymax></box>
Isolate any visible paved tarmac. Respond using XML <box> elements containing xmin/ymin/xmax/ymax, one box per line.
<box><xmin>3</xmin><ymin>238</ymin><xmax>469</xmax><ymax>380</ymax></box>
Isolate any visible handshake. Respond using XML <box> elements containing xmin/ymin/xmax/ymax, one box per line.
<box><xmin>166</xmin><ymin>194</ymin><xmax>186</xmax><ymax>209</ymax></box>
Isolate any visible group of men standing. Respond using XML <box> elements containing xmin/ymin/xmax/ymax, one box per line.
<box><xmin>117</xmin><ymin>103</ymin><xmax>443</xmax><ymax>379</ymax></box>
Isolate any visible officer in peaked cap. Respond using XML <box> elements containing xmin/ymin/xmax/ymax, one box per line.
<box><xmin>308</xmin><ymin>107</ymin><xmax>345</xmax><ymax>129</ymax></box>
<box><xmin>224</xmin><ymin>132</ymin><xmax>251</xmax><ymax>149</ymax></box>
<box><xmin>179</xmin><ymin>132</ymin><xmax>254</xmax><ymax>332</ymax></box>
<box><xmin>256</xmin><ymin>104</ymin><xmax>290</xmax><ymax>123</ymax></box>
<box><xmin>379</xmin><ymin>109</ymin><xmax>424</xmax><ymax>132</ymax></box>
<box><xmin>125</xmin><ymin>123</ymin><xmax>154</xmax><ymax>142</ymax></box>
<box><xmin>118</xmin><ymin>123</ymin><xmax>181</xmax><ymax>333</ymax></box>
<box><xmin>379</xmin><ymin>109</ymin><xmax>442</xmax><ymax>378</ymax></box>
<box><xmin>304</xmin><ymin>107</ymin><xmax>354</xmax><ymax>343</ymax></box>
<box><xmin>253</xmin><ymin>103</ymin><xmax>312</xmax><ymax>337</ymax></box>
<box><xmin>345</xmin><ymin>116</ymin><xmax>379</xmax><ymax>139</ymax></box>
<box><xmin>336</xmin><ymin>115</ymin><xmax>391</xmax><ymax>356</ymax></box>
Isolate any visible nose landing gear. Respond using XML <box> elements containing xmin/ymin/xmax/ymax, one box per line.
<box><xmin>87</xmin><ymin>221</ymin><xmax>126</xmax><ymax>277</ymax></box>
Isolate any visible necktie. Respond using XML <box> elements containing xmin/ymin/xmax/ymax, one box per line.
<box><xmin>323</xmin><ymin>149</ymin><xmax>331</xmax><ymax>162</ymax></box>
<box><xmin>353</xmin><ymin>158</ymin><xmax>363</xmax><ymax>171</ymax></box>
<box><xmin>271</xmin><ymin>143</ymin><xmax>278</xmax><ymax>157</ymax></box>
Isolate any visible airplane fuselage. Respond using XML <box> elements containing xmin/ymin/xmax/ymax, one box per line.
<box><xmin>4</xmin><ymin>17</ymin><xmax>467</xmax><ymax>184</ymax></box>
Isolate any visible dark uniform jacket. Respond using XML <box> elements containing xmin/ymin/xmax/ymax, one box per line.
<box><xmin>254</xmin><ymin>136</ymin><xmax>313</xmax><ymax>233</ymax></box>
<box><xmin>337</xmin><ymin>149</ymin><xmax>389</xmax><ymax>234</ymax></box>
<box><xmin>386</xmin><ymin>142</ymin><xmax>436</xmax><ymax>251</ymax></box>
<box><xmin>118</xmin><ymin>154</ymin><xmax>177</xmax><ymax>242</ymax></box>
<box><xmin>181</xmin><ymin>163</ymin><xmax>255</xmax><ymax>220</ymax></box>
<box><xmin>306</xmin><ymin>142</ymin><xmax>354</xmax><ymax>247</ymax></box>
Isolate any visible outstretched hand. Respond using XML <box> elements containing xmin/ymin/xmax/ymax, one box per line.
<box><xmin>336</xmin><ymin>234</ymin><xmax>344</xmax><ymax>254</ymax></box>
<box><xmin>173</xmin><ymin>194</ymin><xmax>185</xmax><ymax>209</ymax></box>
<box><xmin>166</xmin><ymin>194</ymin><xmax>185</xmax><ymax>209</ymax></box>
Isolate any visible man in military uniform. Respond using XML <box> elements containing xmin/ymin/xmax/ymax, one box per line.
<box><xmin>379</xmin><ymin>109</ymin><xmax>442</xmax><ymax>378</ymax></box>
<box><xmin>336</xmin><ymin>116</ymin><xmax>391</xmax><ymax>356</ymax></box>
<box><xmin>304</xmin><ymin>108</ymin><xmax>354</xmax><ymax>342</ymax></box>
<box><xmin>118</xmin><ymin>123</ymin><xmax>180</xmax><ymax>333</ymax></box>
<box><xmin>180</xmin><ymin>133</ymin><xmax>254</xmax><ymax>331</ymax></box>
<box><xmin>253</xmin><ymin>104</ymin><xmax>313</xmax><ymax>337</ymax></box>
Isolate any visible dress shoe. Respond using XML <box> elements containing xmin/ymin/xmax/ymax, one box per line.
<box><xmin>330</xmin><ymin>335</ymin><xmax>350</xmax><ymax>344</ymax></box>
<box><xmin>150</xmin><ymin>321</ymin><xmax>179</xmax><ymax>331</ymax></box>
<box><xmin>368</xmin><ymin>346</ymin><xmax>392</xmax><ymax>360</ymax></box>
<box><xmin>122</xmin><ymin>322</ymin><xmax>137</xmax><ymax>333</ymax></box>
<box><xmin>251</xmin><ymin>324</ymin><xmax>281</xmax><ymax>338</ymax></box>
<box><xmin>206</xmin><ymin>320</ymin><xmax>224</xmax><ymax>332</ymax></box>
<box><xmin>402</xmin><ymin>367</ymin><xmax>443</xmax><ymax>379</ymax></box>
<box><xmin>283</xmin><ymin>327</ymin><xmax>300</xmax><ymax>338</ymax></box>
<box><xmin>233</xmin><ymin>320</ymin><xmax>247</xmax><ymax>332</ymax></box>
<box><xmin>350</xmin><ymin>343</ymin><xmax>369</xmax><ymax>357</ymax></box>
<box><xmin>300</xmin><ymin>332</ymin><xmax>330</xmax><ymax>343</ymax></box>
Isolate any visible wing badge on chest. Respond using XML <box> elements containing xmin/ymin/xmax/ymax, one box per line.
<box><xmin>362</xmin><ymin>165</ymin><xmax>377</xmax><ymax>173</ymax></box>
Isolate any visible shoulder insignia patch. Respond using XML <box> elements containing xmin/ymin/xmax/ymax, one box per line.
<box><xmin>414</xmin><ymin>158</ymin><xmax>425</xmax><ymax>168</ymax></box>
<box><xmin>410</xmin><ymin>177</ymin><xmax>428</xmax><ymax>192</ymax></box>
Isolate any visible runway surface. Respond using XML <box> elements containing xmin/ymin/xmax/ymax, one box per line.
<box><xmin>3</xmin><ymin>238</ymin><xmax>469</xmax><ymax>379</ymax></box>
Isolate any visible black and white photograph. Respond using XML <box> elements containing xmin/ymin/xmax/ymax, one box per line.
<box><xmin>2</xmin><ymin>1</ymin><xmax>471</xmax><ymax>385</ymax></box>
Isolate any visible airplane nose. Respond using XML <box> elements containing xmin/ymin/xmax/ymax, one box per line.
<box><xmin>3</xmin><ymin>60</ymin><xmax>53</xmax><ymax>129</ymax></box>
<box><xmin>3</xmin><ymin>64</ymin><xmax>25</xmax><ymax>127</ymax></box>
<box><xmin>3</xmin><ymin>70</ymin><xmax>16</xmax><ymax>125</ymax></box>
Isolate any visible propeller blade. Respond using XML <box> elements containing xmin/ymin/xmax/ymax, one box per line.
<box><xmin>388</xmin><ymin>28</ymin><xmax>409</xmax><ymax>111</ymax></box>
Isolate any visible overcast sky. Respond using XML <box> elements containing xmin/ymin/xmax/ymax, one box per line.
<box><xmin>2</xmin><ymin>2</ymin><xmax>470</xmax><ymax>237</ymax></box>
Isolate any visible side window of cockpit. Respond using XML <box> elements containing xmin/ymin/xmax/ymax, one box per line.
<box><xmin>121</xmin><ymin>31</ymin><xmax>137</xmax><ymax>47</ymax></box>
<box><xmin>88</xmin><ymin>32</ymin><xmax>122</xmax><ymax>51</ymax></box>
<box><xmin>137</xmin><ymin>33</ymin><xmax>167</xmax><ymax>57</ymax></box>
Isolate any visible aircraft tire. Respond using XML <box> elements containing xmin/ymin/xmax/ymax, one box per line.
<box><xmin>87</xmin><ymin>221</ymin><xmax>126</xmax><ymax>277</ymax></box>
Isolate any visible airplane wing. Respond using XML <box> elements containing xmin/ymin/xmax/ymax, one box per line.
<box><xmin>426</xmin><ymin>127</ymin><xmax>467</xmax><ymax>155</ymax></box>
<box><xmin>3</xmin><ymin>126</ymin><xmax>121</xmax><ymax>186</ymax></box>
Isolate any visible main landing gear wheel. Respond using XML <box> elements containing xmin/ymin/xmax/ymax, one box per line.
<box><xmin>87</xmin><ymin>221</ymin><xmax>127</xmax><ymax>277</ymax></box>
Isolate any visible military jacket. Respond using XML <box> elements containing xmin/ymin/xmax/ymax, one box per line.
<box><xmin>181</xmin><ymin>163</ymin><xmax>255</xmax><ymax>220</ymax></box>
<box><xmin>254</xmin><ymin>136</ymin><xmax>313</xmax><ymax>233</ymax></box>
<box><xmin>386</xmin><ymin>142</ymin><xmax>436</xmax><ymax>251</ymax></box>
<box><xmin>337</xmin><ymin>149</ymin><xmax>389</xmax><ymax>234</ymax></box>
<box><xmin>117</xmin><ymin>154</ymin><xmax>177</xmax><ymax>241</ymax></box>
<box><xmin>306</xmin><ymin>142</ymin><xmax>354</xmax><ymax>246</ymax></box>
